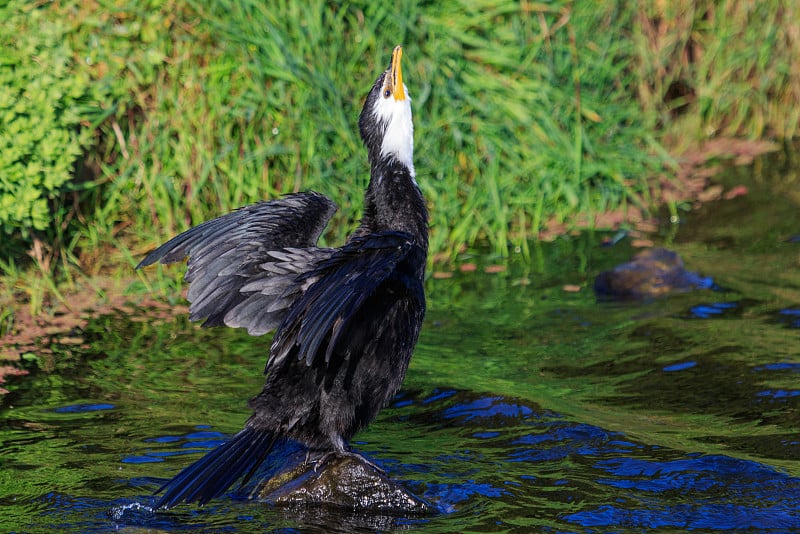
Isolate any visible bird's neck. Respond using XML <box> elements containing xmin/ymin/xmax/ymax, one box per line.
<box><xmin>357</xmin><ymin>158</ymin><xmax>428</xmax><ymax>250</ymax></box>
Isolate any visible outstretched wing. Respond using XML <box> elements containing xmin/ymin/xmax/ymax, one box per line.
<box><xmin>136</xmin><ymin>192</ymin><xmax>338</xmax><ymax>334</ymax></box>
<box><xmin>268</xmin><ymin>230</ymin><xmax>424</xmax><ymax>371</ymax></box>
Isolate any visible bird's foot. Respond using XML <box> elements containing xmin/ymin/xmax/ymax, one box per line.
<box><xmin>311</xmin><ymin>450</ymin><xmax>337</xmax><ymax>472</ymax></box>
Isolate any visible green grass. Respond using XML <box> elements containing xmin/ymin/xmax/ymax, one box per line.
<box><xmin>108</xmin><ymin>0</ymin><xmax>663</xmax><ymax>264</ymax></box>
<box><xmin>1</xmin><ymin>0</ymin><xmax>798</xmax><ymax>317</ymax></box>
<box><xmin>632</xmin><ymin>1</ymin><xmax>800</xmax><ymax>142</ymax></box>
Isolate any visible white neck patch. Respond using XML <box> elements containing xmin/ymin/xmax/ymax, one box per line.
<box><xmin>371</xmin><ymin>84</ymin><xmax>415</xmax><ymax>177</ymax></box>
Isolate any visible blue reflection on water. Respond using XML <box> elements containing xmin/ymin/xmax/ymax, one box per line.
<box><xmin>185</xmin><ymin>430</ymin><xmax>226</xmax><ymax>440</ymax></box>
<box><xmin>594</xmin><ymin>453</ymin><xmax>780</xmax><ymax>490</ymax></box>
<box><xmin>123</xmin><ymin>427</ymin><xmax>228</xmax><ymax>465</ymax></box>
<box><xmin>663</xmin><ymin>360</ymin><xmax>697</xmax><ymax>372</ymax></box>
<box><xmin>424</xmin><ymin>481</ymin><xmax>510</xmax><ymax>504</ymax></box>
<box><xmin>145</xmin><ymin>435</ymin><xmax>182</xmax><ymax>443</ymax></box>
<box><xmin>688</xmin><ymin>301</ymin><xmax>739</xmax><ymax>319</ymax></box>
<box><xmin>37</xmin><ymin>392</ymin><xmax>800</xmax><ymax>532</ymax></box>
<box><xmin>754</xmin><ymin>362</ymin><xmax>800</xmax><ymax>372</ymax></box>
<box><xmin>427</xmin><ymin>394</ymin><xmax>800</xmax><ymax>531</ymax></box>
<box><xmin>777</xmin><ymin>308</ymin><xmax>800</xmax><ymax>328</ymax></box>
<box><xmin>565</xmin><ymin>503</ymin><xmax>799</xmax><ymax>530</ymax></box>
<box><xmin>53</xmin><ymin>403</ymin><xmax>116</xmax><ymax>413</ymax></box>
<box><xmin>122</xmin><ymin>455</ymin><xmax>164</xmax><ymax>464</ymax></box>
<box><xmin>442</xmin><ymin>396</ymin><xmax>534</xmax><ymax>421</ymax></box>
<box><xmin>757</xmin><ymin>389</ymin><xmax>800</xmax><ymax>400</ymax></box>
<box><xmin>422</xmin><ymin>388</ymin><xmax>459</xmax><ymax>404</ymax></box>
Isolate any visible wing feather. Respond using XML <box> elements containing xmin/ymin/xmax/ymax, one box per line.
<box><xmin>268</xmin><ymin>231</ymin><xmax>422</xmax><ymax>371</ymax></box>
<box><xmin>137</xmin><ymin>192</ymin><xmax>337</xmax><ymax>334</ymax></box>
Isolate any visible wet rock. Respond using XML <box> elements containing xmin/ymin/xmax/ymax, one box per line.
<box><xmin>594</xmin><ymin>247</ymin><xmax>714</xmax><ymax>300</ymax></box>
<box><xmin>253</xmin><ymin>452</ymin><xmax>429</xmax><ymax>515</ymax></box>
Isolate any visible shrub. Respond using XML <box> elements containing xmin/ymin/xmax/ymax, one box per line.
<box><xmin>0</xmin><ymin>2</ymin><xmax>106</xmax><ymax>243</ymax></box>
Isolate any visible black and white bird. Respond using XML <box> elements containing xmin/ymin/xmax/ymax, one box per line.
<box><xmin>137</xmin><ymin>46</ymin><xmax>427</xmax><ymax>509</ymax></box>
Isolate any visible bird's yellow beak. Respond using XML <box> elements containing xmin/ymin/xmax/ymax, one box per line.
<box><xmin>390</xmin><ymin>45</ymin><xmax>405</xmax><ymax>101</ymax></box>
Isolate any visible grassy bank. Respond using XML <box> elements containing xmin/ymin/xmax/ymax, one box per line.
<box><xmin>1</xmin><ymin>0</ymin><xmax>798</xmax><ymax>323</ymax></box>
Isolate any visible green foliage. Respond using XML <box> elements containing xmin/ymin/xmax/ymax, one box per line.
<box><xmin>0</xmin><ymin>3</ymin><xmax>102</xmax><ymax>238</ymax></box>
<box><xmin>0</xmin><ymin>0</ymin><xmax>176</xmax><ymax>279</ymax></box>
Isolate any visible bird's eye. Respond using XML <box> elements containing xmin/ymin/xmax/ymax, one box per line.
<box><xmin>383</xmin><ymin>89</ymin><xmax>391</xmax><ymax>99</ymax></box>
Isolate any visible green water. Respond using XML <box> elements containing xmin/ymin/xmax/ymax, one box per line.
<box><xmin>1</xmin><ymin>147</ymin><xmax>799</xmax><ymax>531</ymax></box>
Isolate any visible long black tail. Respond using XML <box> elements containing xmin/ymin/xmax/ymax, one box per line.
<box><xmin>155</xmin><ymin>426</ymin><xmax>276</xmax><ymax>509</ymax></box>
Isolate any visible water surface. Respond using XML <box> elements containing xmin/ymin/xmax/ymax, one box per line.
<box><xmin>1</xmin><ymin>147</ymin><xmax>799</xmax><ymax>531</ymax></box>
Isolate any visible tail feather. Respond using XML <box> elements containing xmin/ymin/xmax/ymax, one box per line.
<box><xmin>155</xmin><ymin>426</ymin><xmax>276</xmax><ymax>509</ymax></box>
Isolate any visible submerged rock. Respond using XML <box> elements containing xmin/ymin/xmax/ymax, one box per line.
<box><xmin>253</xmin><ymin>452</ymin><xmax>429</xmax><ymax>515</ymax></box>
<box><xmin>594</xmin><ymin>247</ymin><xmax>714</xmax><ymax>300</ymax></box>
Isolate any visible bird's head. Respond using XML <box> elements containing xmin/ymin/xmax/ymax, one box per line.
<box><xmin>358</xmin><ymin>46</ymin><xmax>414</xmax><ymax>177</ymax></box>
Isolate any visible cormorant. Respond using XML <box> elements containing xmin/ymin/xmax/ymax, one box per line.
<box><xmin>137</xmin><ymin>46</ymin><xmax>427</xmax><ymax>509</ymax></box>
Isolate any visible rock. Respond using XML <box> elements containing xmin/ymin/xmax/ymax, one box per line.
<box><xmin>253</xmin><ymin>452</ymin><xmax>430</xmax><ymax>515</ymax></box>
<box><xmin>594</xmin><ymin>247</ymin><xmax>714</xmax><ymax>300</ymax></box>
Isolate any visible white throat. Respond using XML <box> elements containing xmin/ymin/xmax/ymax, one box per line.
<box><xmin>371</xmin><ymin>85</ymin><xmax>415</xmax><ymax>177</ymax></box>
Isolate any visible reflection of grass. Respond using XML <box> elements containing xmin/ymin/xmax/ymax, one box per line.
<box><xmin>416</xmin><ymin>241</ymin><xmax>800</xmax><ymax>476</ymax></box>
<box><xmin>1</xmin><ymin>0</ymin><xmax>799</xmax><ymax>319</ymax></box>
<box><xmin>413</xmin><ymin>307</ymin><xmax>800</xmax><ymax>477</ymax></box>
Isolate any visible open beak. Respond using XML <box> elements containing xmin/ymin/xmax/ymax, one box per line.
<box><xmin>390</xmin><ymin>46</ymin><xmax>405</xmax><ymax>101</ymax></box>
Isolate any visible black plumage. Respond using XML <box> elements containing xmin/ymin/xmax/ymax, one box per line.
<box><xmin>137</xmin><ymin>46</ymin><xmax>427</xmax><ymax>509</ymax></box>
